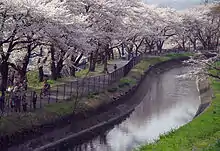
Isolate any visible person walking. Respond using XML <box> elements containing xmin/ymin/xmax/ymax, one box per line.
<box><xmin>22</xmin><ymin>78</ymin><xmax>28</xmax><ymax>91</ymax></box>
<box><xmin>22</xmin><ymin>94</ymin><xmax>27</xmax><ymax>112</ymax></box>
<box><xmin>15</xmin><ymin>94</ymin><xmax>21</xmax><ymax>112</ymax></box>
<box><xmin>114</xmin><ymin>64</ymin><xmax>117</xmax><ymax>71</ymax></box>
<box><xmin>42</xmin><ymin>80</ymin><xmax>50</xmax><ymax>97</ymax></box>
<box><xmin>33</xmin><ymin>91</ymin><xmax>37</xmax><ymax>110</ymax></box>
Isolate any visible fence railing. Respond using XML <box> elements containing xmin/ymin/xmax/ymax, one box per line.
<box><xmin>1</xmin><ymin>55</ymin><xmax>142</xmax><ymax>115</ymax></box>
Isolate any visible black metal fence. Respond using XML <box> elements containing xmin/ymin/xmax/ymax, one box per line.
<box><xmin>1</xmin><ymin>55</ymin><xmax>142</xmax><ymax>115</ymax></box>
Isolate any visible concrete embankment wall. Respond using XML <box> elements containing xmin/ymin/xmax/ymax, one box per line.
<box><xmin>194</xmin><ymin>77</ymin><xmax>213</xmax><ymax>118</ymax></box>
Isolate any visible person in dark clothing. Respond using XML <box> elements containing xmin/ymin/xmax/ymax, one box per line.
<box><xmin>114</xmin><ymin>64</ymin><xmax>117</xmax><ymax>71</ymax></box>
<box><xmin>15</xmin><ymin>95</ymin><xmax>21</xmax><ymax>112</ymax></box>
<box><xmin>22</xmin><ymin>94</ymin><xmax>27</xmax><ymax>112</ymax></box>
<box><xmin>11</xmin><ymin>94</ymin><xmax>15</xmax><ymax>109</ymax></box>
<box><xmin>0</xmin><ymin>95</ymin><xmax>4</xmax><ymax>114</ymax></box>
<box><xmin>33</xmin><ymin>91</ymin><xmax>37</xmax><ymax>110</ymax></box>
<box><xmin>23</xmin><ymin>79</ymin><xmax>28</xmax><ymax>91</ymax></box>
<box><xmin>42</xmin><ymin>80</ymin><xmax>50</xmax><ymax>96</ymax></box>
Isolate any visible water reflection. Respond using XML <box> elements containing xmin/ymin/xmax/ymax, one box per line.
<box><xmin>67</xmin><ymin>66</ymin><xmax>201</xmax><ymax>151</ymax></box>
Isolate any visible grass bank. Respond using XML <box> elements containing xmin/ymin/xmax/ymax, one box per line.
<box><xmin>0</xmin><ymin>57</ymin><xmax>170</xmax><ymax>138</ymax></box>
<box><xmin>165</xmin><ymin>52</ymin><xmax>193</xmax><ymax>58</ymax></box>
<box><xmin>137</xmin><ymin>71</ymin><xmax>220</xmax><ymax>151</ymax></box>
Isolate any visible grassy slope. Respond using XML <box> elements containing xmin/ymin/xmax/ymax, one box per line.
<box><xmin>165</xmin><ymin>52</ymin><xmax>193</xmax><ymax>58</ymax></box>
<box><xmin>138</xmin><ymin>69</ymin><xmax>220</xmax><ymax>151</ymax></box>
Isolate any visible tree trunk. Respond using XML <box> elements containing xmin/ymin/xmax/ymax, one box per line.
<box><xmin>70</xmin><ymin>53</ymin><xmax>83</xmax><ymax>77</ymax></box>
<box><xmin>89</xmin><ymin>51</ymin><xmax>95</xmax><ymax>72</ymax></box>
<box><xmin>111</xmin><ymin>48</ymin><xmax>114</xmax><ymax>60</ymax></box>
<box><xmin>0</xmin><ymin>61</ymin><xmax>8</xmax><ymax>97</ymax></box>
<box><xmin>192</xmin><ymin>41</ymin><xmax>197</xmax><ymax>51</ymax></box>
<box><xmin>121</xmin><ymin>44</ymin><xmax>125</xmax><ymax>56</ymax></box>
<box><xmin>103</xmin><ymin>50</ymin><xmax>108</xmax><ymax>73</ymax></box>
<box><xmin>107</xmin><ymin>51</ymin><xmax>111</xmax><ymax>60</ymax></box>
<box><xmin>38</xmin><ymin>66</ymin><xmax>44</xmax><ymax>82</ymax></box>
<box><xmin>56</xmin><ymin>60</ymin><xmax>63</xmax><ymax>78</ymax></box>
<box><xmin>50</xmin><ymin>45</ymin><xmax>57</xmax><ymax>80</ymax></box>
<box><xmin>117</xmin><ymin>47</ymin><xmax>121</xmax><ymax>58</ymax></box>
<box><xmin>157</xmin><ymin>44</ymin><xmax>163</xmax><ymax>53</ymax></box>
<box><xmin>20</xmin><ymin>44</ymin><xmax>32</xmax><ymax>81</ymax></box>
<box><xmin>157</xmin><ymin>40</ymin><xmax>164</xmax><ymax>53</ymax></box>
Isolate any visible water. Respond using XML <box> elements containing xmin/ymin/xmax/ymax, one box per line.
<box><xmin>66</xmin><ymin>66</ymin><xmax>201</xmax><ymax>151</ymax></box>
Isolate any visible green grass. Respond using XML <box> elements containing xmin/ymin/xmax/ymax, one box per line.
<box><xmin>76</xmin><ymin>60</ymin><xmax>117</xmax><ymax>78</ymax></box>
<box><xmin>131</xmin><ymin>57</ymin><xmax>170</xmax><ymax>75</ymax></box>
<box><xmin>137</xmin><ymin>75</ymin><xmax>220</xmax><ymax>151</ymax></box>
<box><xmin>75</xmin><ymin>68</ymin><xmax>102</xmax><ymax>78</ymax></box>
<box><xmin>27</xmin><ymin>71</ymin><xmax>62</xmax><ymax>90</ymax></box>
<box><xmin>0</xmin><ymin>100</ymin><xmax>78</xmax><ymax>136</ymax></box>
<box><xmin>165</xmin><ymin>52</ymin><xmax>193</xmax><ymax>59</ymax></box>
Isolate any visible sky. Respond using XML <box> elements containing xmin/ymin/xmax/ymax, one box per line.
<box><xmin>144</xmin><ymin>0</ymin><xmax>204</xmax><ymax>10</ymax></box>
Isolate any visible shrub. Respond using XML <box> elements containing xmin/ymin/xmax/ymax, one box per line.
<box><xmin>107</xmin><ymin>87</ymin><xmax>118</xmax><ymax>93</ymax></box>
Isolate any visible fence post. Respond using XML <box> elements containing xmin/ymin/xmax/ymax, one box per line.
<box><xmin>99</xmin><ymin>75</ymin><xmax>101</xmax><ymax>92</ymax></box>
<box><xmin>30</xmin><ymin>91</ymin><xmax>33</xmax><ymax>109</ymax></box>
<box><xmin>81</xmin><ymin>79</ymin><xmax>84</xmax><ymax>97</ymax></box>
<box><xmin>103</xmin><ymin>75</ymin><xmax>105</xmax><ymax>89</ymax></box>
<box><xmin>48</xmin><ymin>90</ymin><xmax>50</xmax><ymax>104</ymax></box>
<box><xmin>93</xmin><ymin>77</ymin><xmax>96</xmax><ymax>93</ymax></box>
<box><xmin>88</xmin><ymin>77</ymin><xmax>90</xmax><ymax>95</ymax></box>
<box><xmin>7</xmin><ymin>94</ymin><xmax>10</xmax><ymax>114</ymax></box>
<box><xmin>76</xmin><ymin>78</ymin><xmax>79</xmax><ymax>98</ymax></box>
<box><xmin>107</xmin><ymin>73</ymin><xmax>110</xmax><ymax>86</ymax></box>
<box><xmin>40</xmin><ymin>90</ymin><xmax>42</xmax><ymax>108</ymax></box>
<box><xmin>56</xmin><ymin>85</ymin><xmax>58</xmax><ymax>102</ymax></box>
<box><xmin>63</xmin><ymin>84</ymin><xmax>66</xmax><ymax>100</ymax></box>
<box><xmin>71</xmin><ymin>81</ymin><xmax>73</xmax><ymax>94</ymax></box>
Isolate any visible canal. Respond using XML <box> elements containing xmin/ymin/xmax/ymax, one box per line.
<box><xmin>64</xmin><ymin>66</ymin><xmax>201</xmax><ymax>151</ymax></box>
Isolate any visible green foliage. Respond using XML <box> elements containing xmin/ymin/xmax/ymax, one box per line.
<box><xmin>27</xmin><ymin>71</ymin><xmax>42</xmax><ymax>89</ymax></box>
<box><xmin>166</xmin><ymin>52</ymin><xmax>193</xmax><ymax>58</ymax></box>
<box><xmin>119</xmin><ymin>78</ymin><xmax>136</xmax><ymax>88</ymax></box>
<box><xmin>0</xmin><ymin>100</ymin><xmax>77</xmax><ymax>135</ymax></box>
<box><xmin>203</xmin><ymin>139</ymin><xmax>220</xmax><ymax>151</ymax></box>
<box><xmin>76</xmin><ymin>69</ymin><xmax>90</xmax><ymax>78</ymax></box>
<box><xmin>27</xmin><ymin>71</ymin><xmax>65</xmax><ymax>90</ymax></box>
<box><xmin>76</xmin><ymin>68</ymin><xmax>103</xmax><ymax>78</ymax></box>
<box><xmin>165</xmin><ymin>52</ymin><xmax>193</xmax><ymax>59</ymax></box>
<box><xmin>44</xmin><ymin>101</ymin><xmax>75</xmax><ymax>116</ymax></box>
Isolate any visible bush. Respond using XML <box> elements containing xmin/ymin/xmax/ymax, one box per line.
<box><xmin>27</xmin><ymin>71</ymin><xmax>42</xmax><ymax>89</ymax></box>
<box><xmin>119</xmin><ymin>78</ymin><xmax>136</xmax><ymax>88</ymax></box>
<box><xmin>87</xmin><ymin>92</ymin><xmax>99</xmax><ymax>99</ymax></box>
<box><xmin>107</xmin><ymin>87</ymin><xmax>118</xmax><ymax>93</ymax></box>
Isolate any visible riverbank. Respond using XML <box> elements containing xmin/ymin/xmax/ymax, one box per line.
<box><xmin>138</xmin><ymin>73</ymin><xmax>220</xmax><ymax>151</ymax></box>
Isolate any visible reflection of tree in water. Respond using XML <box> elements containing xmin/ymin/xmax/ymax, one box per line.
<box><xmin>99</xmin><ymin>132</ymin><xmax>108</xmax><ymax>145</ymax></box>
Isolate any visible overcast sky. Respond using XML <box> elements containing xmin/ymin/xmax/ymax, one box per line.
<box><xmin>144</xmin><ymin>0</ymin><xmax>203</xmax><ymax>10</ymax></box>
